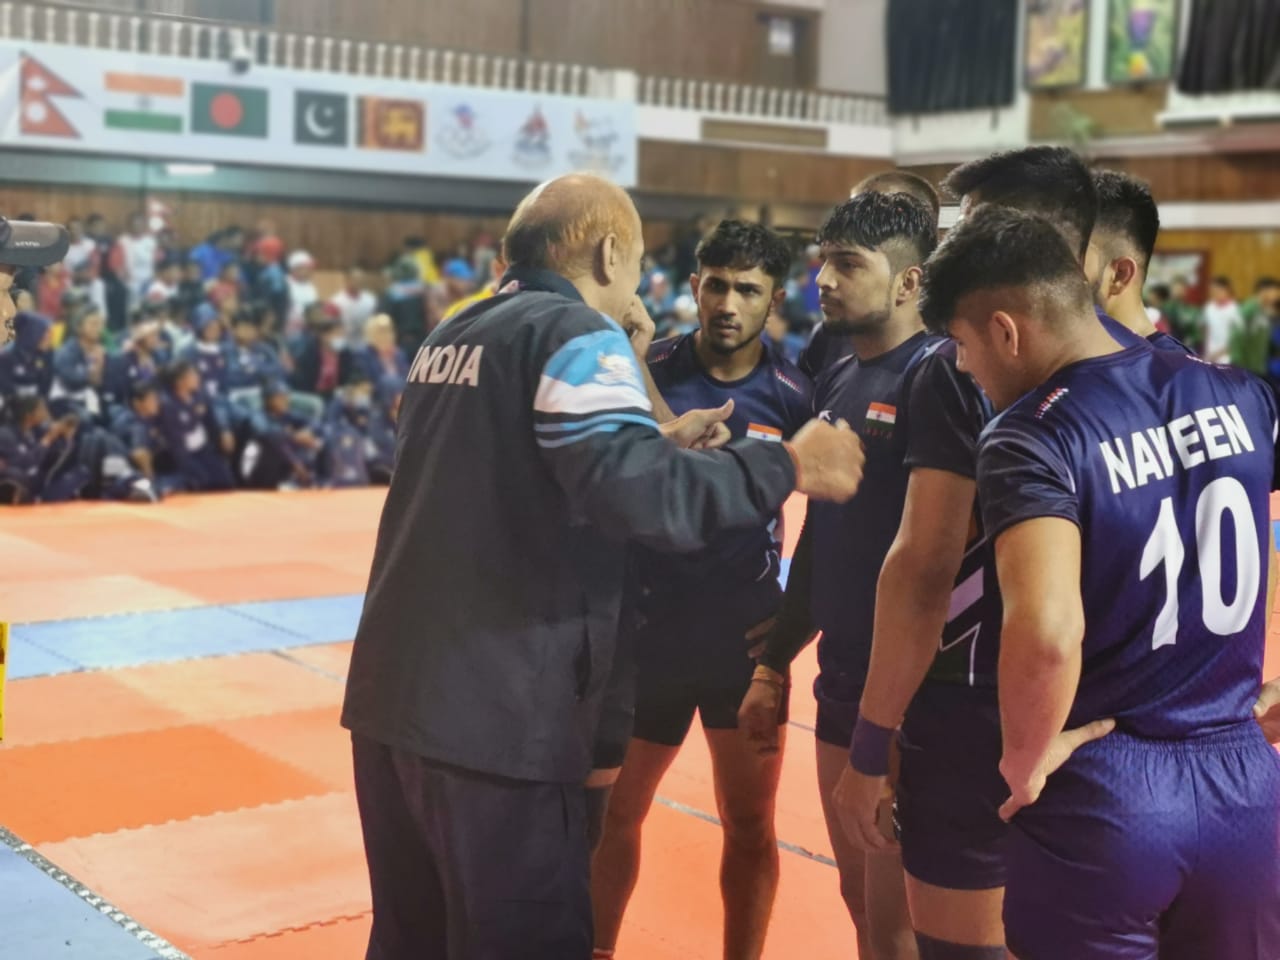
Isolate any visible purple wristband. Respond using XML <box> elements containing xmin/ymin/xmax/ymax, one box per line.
<box><xmin>849</xmin><ymin>713</ymin><xmax>894</xmax><ymax>776</ymax></box>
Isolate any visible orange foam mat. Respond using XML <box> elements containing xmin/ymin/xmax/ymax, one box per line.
<box><xmin>109</xmin><ymin>653</ymin><xmax>342</xmax><ymax>724</ymax></box>
<box><xmin>3</xmin><ymin>724</ymin><xmax>332</xmax><ymax>845</ymax></box>
<box><xmin>615</xmin><ymin>800</ymin><xmax>852</xmax><ymax>960</ymax></box>
<box><xmin>38</xmin><ymin>794</ymin><xmax>371</xmax><ymax>952</ymax></box>
<box><xmin>1</xmin><ymin>671</ymin><xmax>188</xmax><ymax>748</ymax></box>
<box><xmin>201</xmin><ymin>915</ymin><xmax>371</xmax><ymax>960</ymax></box>
<box><xmin>277</xmin><ymin>641</ymin><xmax>354</xmax><ymax>679</ymax></box>
<box><xmin>214</xmin><ymin>707</ymin><xmax>354</xmax><ymax>794</ymax></box>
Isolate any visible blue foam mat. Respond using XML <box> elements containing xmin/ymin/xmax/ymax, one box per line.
<box><xmin>227</xmin><ymin>593</ymin><xmax>365</xmax><ymax>645</ymax></box>
<box><xmin>0</xmin><ymin>845</ymin><xmax>166</xmax><ymax>960</ymax></box>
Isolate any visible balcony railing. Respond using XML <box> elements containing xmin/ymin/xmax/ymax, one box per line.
<box><xmin>0</xmin><ymin>0</ymin><xmax>887</xmax><ymax>126</ymax></box>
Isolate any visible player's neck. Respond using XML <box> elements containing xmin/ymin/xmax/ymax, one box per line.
<box><xmin>1108</xmin><ymin>292</ymin><xmax>1156</xmax><ymax>338</ymax></box>
<box><xmin>1043</xmin><ymin>312</ymin><xmax>1126</xmax><ymax>378</ymax></box>
<box><xmin>694</xmin><ymin>330</ymin><xmax>763</xmax><ymax>382</ymax></box>
<box><xmin>848</xmin><ymin>311</ymin><xmax>924</xmax><ymax>362</ymax></box>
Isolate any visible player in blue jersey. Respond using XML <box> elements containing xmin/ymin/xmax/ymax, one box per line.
<box><xmin>739</xmin><ymin>191</ymin><xmax>943</xmax><ymax>960</ymax></box>
<box><xmin>1086</xmin><ymin>170</ymin><xmax>1192</xmax><ymax>354</ymax></box>
<box><xmin>590</xmin><ymin>220</ymin><xmax>812</xmax><ymax>960</ymax></box>
<box><xmin>922</xmin><ymin>203</ymin><xmax>1280</xmax><ymax>960</ymax></box>
<box><xmin>799</xmin><ymin>172</ymin><xmax>943</xmax><ymax>381</ymax></box>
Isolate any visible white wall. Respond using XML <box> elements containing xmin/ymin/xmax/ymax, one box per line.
<box><xmin>818</xmin><ymin>0</ymin><xmax>886</xmax><ymax>96</ymax></box>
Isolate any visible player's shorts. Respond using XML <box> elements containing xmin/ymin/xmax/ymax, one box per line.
<box><xmin>813</xmin><ymin>669</ymin><xmax>865</xmax><ymax>748</ymax></box>
<box><xmin>1004</xmin><ymin>721</ymin><xmax>1280</xmax><ymax>960</ymax></box>
<box><xmin>632</xmin><ymin>584</ymin><xmax>785</xmax><ymax>747</ymax></box>
<box><xmin>895</xmin><ymin>681</ymin><xmax>1006</xmax><ymax>891</ymax></box>
<box><xmin>592</xmin><ymin>619</ymin><xmax>637</xmax><ymax>771</ymax></box>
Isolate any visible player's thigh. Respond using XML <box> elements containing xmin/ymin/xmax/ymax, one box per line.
<box><xmin>896</xmin><ymin>684</ymin><xmax>1006</xmax><ymax>944</ymax></box>
<box><xmin>1159</xmin><ymin>733</ymin><xmax>1280</xmax><ymax>960</ymax></box>
<box><xmin>905</xmin><ymin>877</ymin><xmax>1004</xmax><ymax>948</ymax></box>
<box><xmin>601</xmin><ymin>736</ymin><xmax>682</xmax><ymax>830</ymax></box>
<box><xmin>704</xmin><ymin>723</ymin><xmax>786</xmax><ymax>835</ymax></box>
<box><xmin>815</xmin><ymin>736</ymin><xmax>870</xmax><ymax>907</ymax></box>
<box><xmin>1004</xmin><ymin>736</ymin><xmax>1186</xmax><ymax>960</ymax></box>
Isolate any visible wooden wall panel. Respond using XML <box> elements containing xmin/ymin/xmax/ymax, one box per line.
<box><xmin>272</xmin><ymin>0</ymin><xmax>522</xmax><ymax>55</ymax></box>
<box><xmin>902</xmin><ymin>153</ymin><xmax>1280</xmax><ymax>203</ymax></box>
<box><xmin>0</xmin><ymin>184</ymin><xmax>509</xmax><ymax>270</ymax></box>
<box><xmin>639</xmin><ymin>141</ymin><xmax>885</xmax><ymax>206</ymax></box>
<box><xmin>1029</xmin><ymin>86</ymin><xmax>1169</xmax><ymax>140</ymax></box>
<box><xmin>1153</xmin><ymin>230</ymin><xmax>1280</xmax><ymax>300</ymax></box>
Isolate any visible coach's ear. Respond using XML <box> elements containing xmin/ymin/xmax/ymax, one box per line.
<box><xmin>992</xmin><ymin>309</ymin><xmax>1021</xmax><ymax>358</ymax></box>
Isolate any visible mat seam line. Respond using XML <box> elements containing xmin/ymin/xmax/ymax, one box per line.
<box><xmin>0</xmin><ymin>824</ymin><xmax>194</xmax><ymax>960</ymax></box>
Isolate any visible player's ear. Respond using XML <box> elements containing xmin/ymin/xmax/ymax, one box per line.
<box><xmin>689</xmin><ymin>272</ymin><xmax>701</xmax><ymax>300</ymax></box>
<box><xmin>1112</xmin><ymin>256</ymin><xmax>1140</xmax><ymax>293</ymax></box>
<box><xmin>896</xmin><ymin>266</ymin><xmax>922</xmax><ymax>306</ymax></box>
<box><xmin>992</xmin><ymin>310</ymin><xmax>1020</xmax><ymax>357</ymax></box>
<box><xmin>770</xmin><ymin>281</ymin><xmax>786</xmax><ymax>311</ymax></box>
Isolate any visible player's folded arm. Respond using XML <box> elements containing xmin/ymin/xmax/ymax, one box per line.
<box><xmin>756</xmin><ymin>510</ymin><xmax>816</xmax><ymax>676</ymax></box>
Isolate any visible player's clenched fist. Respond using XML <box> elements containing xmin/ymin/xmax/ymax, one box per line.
<box><xmin>784</xmin><ymin>418</ymin><xmax>864</xmax><ymax>503</ymax></box>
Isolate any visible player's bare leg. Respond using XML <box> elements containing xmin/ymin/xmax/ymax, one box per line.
<box><xmin>590</xmin><ymin>739</ymin><xmax>681</xmax><ymax>954</ymax></box>
<box><xmin>706</xmin><ymin>724</ymin><xmax>786</xmax><ymax>960</ymax></box>
<box><xmin>906</xmin><ymin>878</ymin><xmax>1004</xmax><ymax>957</ymax></box>
<box><xmin>816</xmin><ymin>740</ymin><xmax>917</xmax><ymax>960</ymax></box>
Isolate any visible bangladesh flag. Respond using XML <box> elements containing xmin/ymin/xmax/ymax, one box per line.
<box><xmin>191</xmin><ymin>83</ymin><xmax>268</xmax><ymax>138</ymax></box>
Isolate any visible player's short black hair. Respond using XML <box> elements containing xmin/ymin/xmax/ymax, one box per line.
<box><xmin>130</xmin><ymin>379</ymin><xmax>159</xmax><ymax>403</ymax></box>
<box><xmin>852</xmin><ymin>170</ymin><xmax>942</xmax><ymax>222</ymax></box>
<box><xmin>920</xmin><ymin>205</ymin><xmax>1092</xmax><ymax>336</ymax></box>
<box><xmin>942</xmin><ymin>146</ymin><xmax>1096</xmax><ymax>261</ymax></box>
<box><xmin>161</xmin><ymin>359</ymin><xmax>197</xmax><ymax>391</ymax></box>
<box><xmin>1092</xmin><ymin>170</ymin><xmax>1160</xmax><ymax>271</ymax></box>
<box><xmin>816</xmin><ymin>191</ymin><xmax>938</xmax><ymax>275</ymax></box>
<box><xmin>695</xmin><ymin>219</ymin><xmax>792</xmax><ymax>289</ymax></box>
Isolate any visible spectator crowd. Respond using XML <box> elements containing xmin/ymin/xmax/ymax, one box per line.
<box><xmin>0</xmin><ymin>211</ymin><xmax>499</xmax><ymax>504</ymax></box>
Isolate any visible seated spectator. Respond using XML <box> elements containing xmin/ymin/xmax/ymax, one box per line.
<box><xmin>323</xmin><ymin>374</ymin><xmax>376</xmax><ymax>487</ymax></box>
<box><xmin>290</xmin><ymin>304</ymin><xmax>346</xmax><ymax>400</ymax></box>
<box><xmin>226</xmin><ymin>305</ymin><xmax>286</xmax><ymax>401</ymax></box>
<box><xmin>182</xmin><ymin>304</ymin><xmax>230</xmax><ymax>405</ymax></box>
<box><xmin>102</xmin><ymin>313</ymin><xmax>165</xmax><ymax>415</ymax></box>
<box><xmin>241</xmin><ymin>379</ymin><xmax>324</xmax><ymax>489</ymax></box>
<box><xmin>37</xmin><ymin>261</ymin><xmax>70</xmax><ymax>321</ymax></box>
<box><xmin>67</xmin><ymin>259</ymin><xmax>108</xmax><ymax>319</ymax></box>
<box><xmin>0</xmin><ymin>312</ymin><xmax>54</xmax><ymax>410</ymax></box>
<box><xmin>441</xmin><ymin>257</ymin><xmax>505</xmax><ymax>324</ymax></box>
<box><xmin>251</xmin><ymin>237</ymin><xmax>289</xmax><ymax>330</ymax></box>
<box><xmin>380</xmin><ymin>257</ymin><xmax>429</xmax><ymax>355</ymax></box>
<box><xmin>51</xmin><ymin>304</ymin><xmax>107</xmax><ymax>420</ymax></box>
<box><xmin>206</xmin><ymin>260</ymin><xmax>243</xmax><ymax>313</ymax></box>
<box><xmin>331</xmin><ymin>266</ymin><xmax>378</xmax><ymax>348</ymax></box>
<box><xmin>349</xmin><ymin>313</ymin><xmax>407</xmax><ymax>385</ymax></box>
<box><xmin>111</xmin><ymin>380</ymin><xmax>182</xmax><ymax>496</ymax></box>
<box><xmin>145</xmin><ymin>257</ymin><xmax>182</xmax><ymax>309</ymax></box>
<box><xmin>0</xmin><ymin>395</ymin><xmax>154</xmax><ymax>504</ymax></box>
<box><xmin>366</xmin><ymin>375</ymin><xmax>403</xmax><ymax>484</ymax></box>
<box><xmin>174</xmin><ymin>259</ymin><xmax>207</xmax><ymax>324</ymax></box>
<box><xmin>158</xmin><ymin>359</ymin><xmax>235</xmax><ymax>492</ymax></box>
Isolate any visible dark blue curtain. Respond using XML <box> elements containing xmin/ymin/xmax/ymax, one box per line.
<box><xmin>888</xmin><ymin>0</ymin><xmax>1019</xmax><ymax>115</ymax></box>
<box><xmin>1177</xmin><ymin>0</ymin><xmax>1280</xmax><ymax>93</ymax></box>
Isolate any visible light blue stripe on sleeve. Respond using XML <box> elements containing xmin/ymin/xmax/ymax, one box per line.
<box><xmin>541</xmin><ymin>328</ymin><xmax>644</xmax><ymax>389</ymax></box>
<box><xmin>535</xmin><ymin>412</ymin><xmax>656</xmax><ymax>433</ymax></box>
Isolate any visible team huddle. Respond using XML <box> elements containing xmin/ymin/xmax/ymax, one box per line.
<box><xmin>587</xmin><ymin>146</ymin><xmax>1280</xmax><ymax>960</ymax></box>
<box><xmin>341</xmin><ymin>146</ymin><xmax>1280</xmax><ymax>960</ymax></box>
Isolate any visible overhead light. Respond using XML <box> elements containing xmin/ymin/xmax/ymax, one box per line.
<box><xmin>165</xmin><ymin>163</ymin><xmax>216</xmax><ymax>176</ymax></box>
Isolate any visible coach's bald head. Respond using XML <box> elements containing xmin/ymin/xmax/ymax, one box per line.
<box><xmin>502</xmin><ymin>173</ymin><xmax>644</xmax><ymax>321</ymax></box>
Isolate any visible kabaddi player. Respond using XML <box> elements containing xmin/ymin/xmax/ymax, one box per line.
<box><xmin>924</xmin><ymin>203</ymin><xmax>1280</xmax><ymax>960</ymax></box>
<box><xmin>590</xmin><ymin>220</ymin><xmax>811</xmax><ymax>960</ymax></box>
<box><xmin>1085</xmin><ymin>170</ymin><xmax>1192</xmax><ymax>352</ymax></box>
<box><xmin>830</xmin><ymin>146</ymin><xmax>1150</xmax><ymax>959</ymax></box>
<box><xmin>740</xmin><ymin>190</ymin><xmax>942</xmax><ymax>960</ymax></box>
<box><xmin>798</xmin><ymin>172</ymin><xmax>941</xmax><ymax>380</ymax></box>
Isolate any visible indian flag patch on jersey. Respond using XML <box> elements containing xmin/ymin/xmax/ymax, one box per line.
<box><xmin>864</xmin><ymin>401</ymin><xmax>897</xmax><ymax>437</ymax></box>
<box><xmin>747</xmin><ymin>423</ymin><xmax>783</xmax><ymax>442</ymax></box>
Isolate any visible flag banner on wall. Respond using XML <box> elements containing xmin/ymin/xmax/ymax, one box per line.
<box><xmin>1106</xmin><ymin>0</ymin><xmax>1178</xmax><ymax>85</ymax></box>
<box><xmin>1024</xmin><ymin>0</ymin><xmax>1089</xmax><ymax>90</ymax></box>
<box><xmin>0</xmin><ymin>41</ymin><xmax>638</xmax><ymax>186</ymax></box>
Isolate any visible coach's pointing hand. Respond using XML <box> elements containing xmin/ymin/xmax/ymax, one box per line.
<box><xmin>661</xmin><ymin>399</ymin><xmax>734</xmax><ymax>450</ymax></box>
<box><xmin>785</xmin><ymin>418</ymin><xmax>865</xmax><ymax>503</ymax></box>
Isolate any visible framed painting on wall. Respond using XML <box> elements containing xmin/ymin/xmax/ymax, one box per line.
<box><xmin>1107</xmin><ymin>0</ymin><xmax>1179</xmax><ymax>84</ymax></box>
<box><xmin>1025</xmin><ymin>0</ymin><xmax>1089</xmax><ymax>90</ymax></box>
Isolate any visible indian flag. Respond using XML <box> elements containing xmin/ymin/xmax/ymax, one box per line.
<box><xmin>865</xmin><ymin>402</ymin><xmax>897</xmax><ymax>429</ymax></box>
<box><xmin>746</xmin><ymin>423</ymin><xmax>783</xmax><ymax>442</ymax></box>
<box><xmin>103</xmin><ymin>72</ymin><xmax>185</xmax><ymax>133</ymax></box>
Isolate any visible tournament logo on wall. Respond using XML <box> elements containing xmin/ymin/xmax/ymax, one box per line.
<box><xmin>438</xmin><ymin>103</ymin><xmax>490</xmax><ymax>158</ymax></box>
<box><xmin>568</xmin><ymin>111</ymin><xmax>625</xmax><ymax>175</ymax></box>
<box><xmin>512</xmin><ymin>105</ymin><xmax>551</xmax><ymax>168</ymax></box>
<box><xmin>294</xmin><ymin>90</ymin><xmax>348</xmax><ymax>146</ymax></box>
<box><xmin>358</xmin><ymin>96</ymin><xmax>425</xmax><ymax>152</ymax></box>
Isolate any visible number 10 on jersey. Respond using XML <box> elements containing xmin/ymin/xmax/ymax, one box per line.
<box><xmin>1140</xmin><ymin>477</ymin><xmax>1262</xmax><ymax>650</ymax></box>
